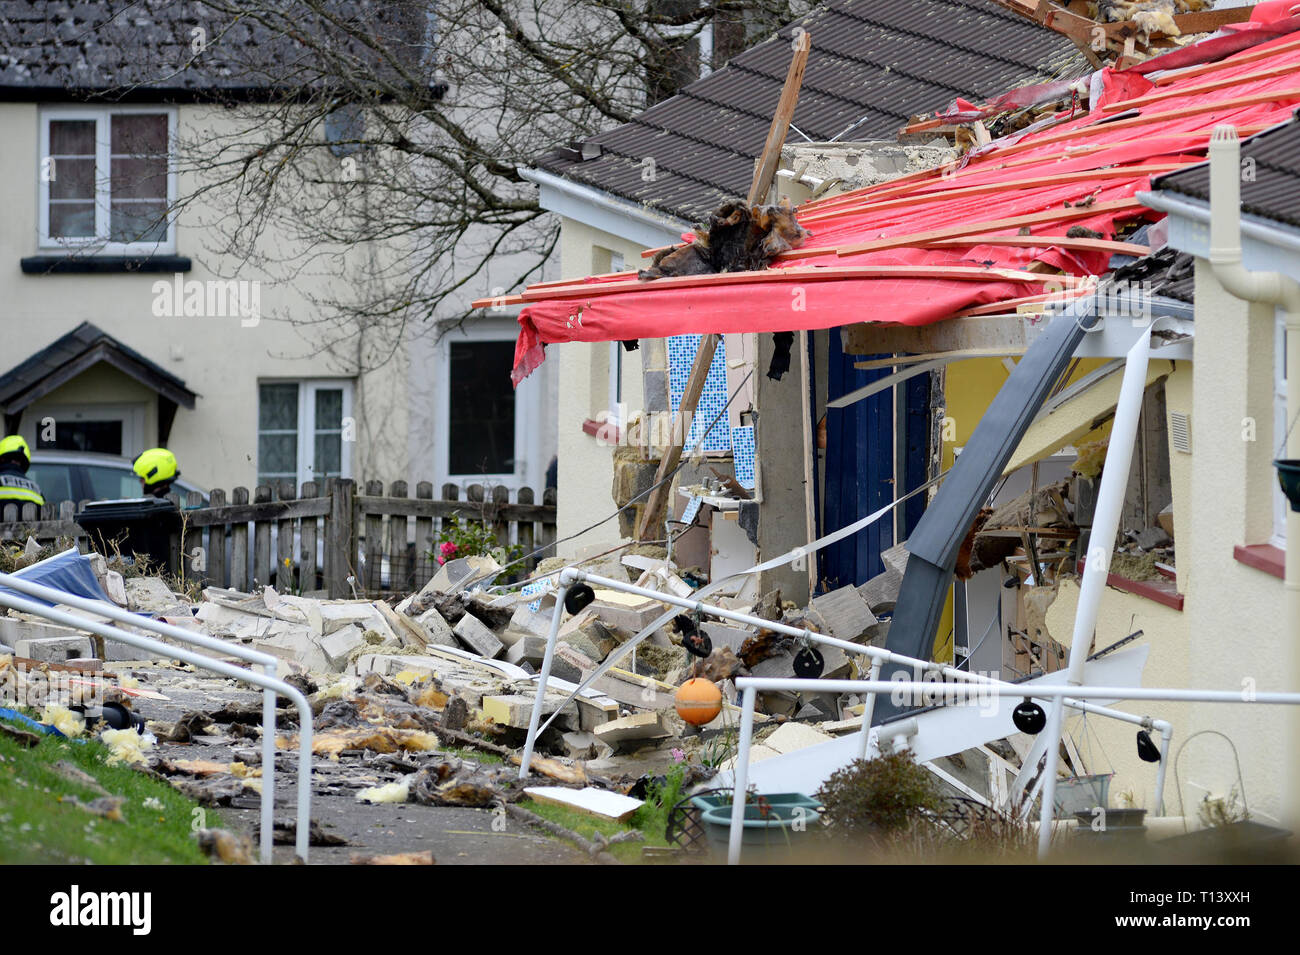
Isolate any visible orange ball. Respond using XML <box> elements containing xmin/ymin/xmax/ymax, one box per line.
<box><xmin>674</xmin><ymin>678</ymin><xmax>723</xmax><ymax>726</ymax></box>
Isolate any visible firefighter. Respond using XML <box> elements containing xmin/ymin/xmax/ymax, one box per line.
<box><xmin>132</xmin><ymin>447</ymin><xmax>181</xmax><ymax>499</ymax></box>
<box><xmin>0</xmin><ymin>435</ymin><xmax>45</xmax><ymax>510</ymax></box>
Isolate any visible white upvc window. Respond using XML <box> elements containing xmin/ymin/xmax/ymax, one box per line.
<box><xmin>38</xmin><ymin>106</ymin><xmax>177</xmax><ymax>254</ymax></box>
<box><xmin>432</xmin><ymin>316</ymin><xmax>546</xmax><ymax>492</ymax></box>
<box><xmin>1274</xmin><ymin>307</ymin><xmax>1289</xmax><ymax>547</ymax></box>
<box><xmin>258</xmin><ymin>380</ymin><xmax>354</xmax><ymax>490</ymax></box>
<box><xmin>607</xmin><ymin>251</ymin><xmax>625</xmax><ymax>427</ymax></box>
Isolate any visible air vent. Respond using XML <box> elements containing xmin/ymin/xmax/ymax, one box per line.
<box><xmin>1169</xmin><ymin>410</ymin><xmax>1191</xmax><ymax>453</ymax></box>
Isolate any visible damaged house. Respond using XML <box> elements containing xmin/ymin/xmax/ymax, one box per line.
<box><xmin>478</xmin><ymin>0</ymin><xmax>1300</xmax><ymax>832</ymax></box>
<box><xmin>6</xmin><ymin>0</ymin><xmax>1300</xmax><ymax>865</ymax></box>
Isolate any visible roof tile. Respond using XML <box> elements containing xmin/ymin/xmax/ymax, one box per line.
<box><xmin>535</xmin><ymin>0</ymin><xmax>1086</xmax><ymax>221</ymax></box>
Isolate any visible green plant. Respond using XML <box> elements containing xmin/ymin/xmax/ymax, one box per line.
<box><xmin>630</xmin><ymin>755</ymin><xmax>688</xmax><ymax>840</ymax></box>
<box><xmin>699</xmin><ymin>724</ymin><xmax>737</xmax><ymax>770</ymax></box>
<box><xmin>431</xmin><ymin>516</ymin><xmax>524</xmax><ymax>573</ymax></box>
<box><xmin>816</xmin><ymin>750</ymin><xmax>942</xmax><ymax>837</ymax></box>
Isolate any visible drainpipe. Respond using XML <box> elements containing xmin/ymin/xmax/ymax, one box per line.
<box><xmin>1206</xmin><ymin>124</ymin><xmax>1300</xmax><ymax>831</ymax></box>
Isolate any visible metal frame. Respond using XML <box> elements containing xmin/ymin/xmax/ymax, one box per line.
<box><xmin>517</xmin><ymin>568</ymin><xmax>1179</xmax><ymax>861</ymax></box>
<box><xmin>0</xmin><ymin>564</ymin><xmax>313</xmax><ymax>862</ymax></box>
<box><xmin>730</xmin><ymin>676</ymin><xmax>1300</xmax><ymax>865</ymax></box>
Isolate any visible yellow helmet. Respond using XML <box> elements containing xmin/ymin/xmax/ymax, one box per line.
<box><xmin>133</xmin><ymin>447</ymin><xmax>179</xmax><ymax>485</ymax></box>
<box><xmin>0</xmin><ymin>434</ymin><xmax>31</xmax><ymax>463</ymax></box>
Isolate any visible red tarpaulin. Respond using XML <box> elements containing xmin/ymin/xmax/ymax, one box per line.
<box><xmin>492</xmin><ymin>20</ymin><xmax>1300</xmax><ymax>385</ymax></box>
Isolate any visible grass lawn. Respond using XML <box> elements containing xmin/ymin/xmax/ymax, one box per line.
<box><xmin>520</xmin><ymin>796</ymin><xmax>672</xmax><ymax>863</ymax></box>
<box><xmin>443</xmin><ymin>746</ymin><xmax>503</xmax><ymax>765</ymax></box>
<box><xmin>0</xmin><ymin>712</ymin><xmax>217</xmax><ymax>864</ymax></box>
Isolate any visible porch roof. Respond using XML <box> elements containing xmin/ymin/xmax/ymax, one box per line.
<box><xmin>0</xmin><ymin>322</ymin><xmax>198</xmax><ymax>418</ymax></box>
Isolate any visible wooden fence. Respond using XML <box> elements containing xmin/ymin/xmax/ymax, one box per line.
<box><xmin>0</xmin><ymin>478</ymin><xmax>556</xmax><ymax>598</ymax></box>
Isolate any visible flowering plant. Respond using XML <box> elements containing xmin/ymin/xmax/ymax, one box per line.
<box><xmin>430</xmin><ymin>515</ymin><xmax>524</xmax><ymax>570</ymax></box>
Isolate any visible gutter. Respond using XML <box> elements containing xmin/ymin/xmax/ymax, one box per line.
<box><xmin>1139</xmin><ymin>189</ymin><xmax>1300</xmax><ymax>258</ymax></box>
<box><xmin>519</xmin><ymin>166</ymin><xmax>690</xmax><ymax>249</ymax></box>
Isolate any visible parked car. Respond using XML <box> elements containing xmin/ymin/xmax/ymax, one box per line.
<box><xmin>28</xmin><ymin>450</ymin><xmax>208</xmax><ymax>510</ymax></box>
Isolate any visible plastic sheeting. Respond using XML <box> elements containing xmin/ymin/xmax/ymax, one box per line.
<box><xmin>507</xmin><ymin>27</ymin><xmax>1300</xmax><ymax>384</ymax></box>
<box><xmin>0</xmin><ymin>548</ymin><xmax>111</xmax><ymax>608</ymax></box>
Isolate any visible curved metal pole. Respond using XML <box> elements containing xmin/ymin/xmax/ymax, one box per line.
<box><xmin>1039</xmin><ymin>325</ymin><xmax>1156</xmax><ymax>858</ymax></box>
<box><xmin>0</xmin><ymin>575</ymin><xmax>312</xmax><ymax>862</ymax></box>
<box><xmin>0</xmin><ymin>561</ymin><xmax>286</xmax><ymax>862</ymax></box>
<box><xmin>518</xmin><ymin>584</ymin><xmax>570</xmax><ymax>779</ymax></box>
<box><xmin>729</xmin><ymin>686</ymin><xmax>758</xmax><ymax>865</ymax></box>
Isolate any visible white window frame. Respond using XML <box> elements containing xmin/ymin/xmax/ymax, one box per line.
<box><xmin>1273</xmin><ymin>307</ymin><xmax>1288</xmax><ymax>548</ymax></box>
<box><xmin>38</xmin><ymin>105</ymin><xmax>178</xmax><ymax>255</ymax></box>
<box><xmin>433</xmin><ymin>317</ymin><xmax>543</xmax><ymax>492</ymax></box>
<box><xmin>23</xmin><ymin>402</ymin><xmax>147</xmax><ymax>457</ymax></box>
<box><xmin>607</xmin><ymin>251</ymin><xmax>625</xmax><ymax>427</ymax></box>
<box><xmin>258</xmin><ymin>379</ymin><xmax>354</xmax><ymax>489</ymax></box>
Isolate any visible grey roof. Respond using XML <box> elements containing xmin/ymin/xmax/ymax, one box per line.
<box><xmin>0</xmin><ymin>321</ymin><xmax>197</xmax><ymax>413</ymax></box>
<box><xmin>534</xmin><ymin>0</ymin><xmax>1088</xmax><ymax>222</ymax></box>
<box><xmin>1153</xmin><ymin>111</ymin><xmax>1300</xmax><ymax>232</ymax></box>
<box><xmin>0</xmin><ymin>0</ymin><xmax>435</xmax><ymax>101</ymax></box>
<box><xmin>1111</xmin><ymin>245</ymin><xmax>1196</xmax><ymax>305</ymax></box>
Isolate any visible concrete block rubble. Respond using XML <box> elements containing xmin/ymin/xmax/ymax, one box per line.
<box><xmin>0</xmin><ymin>543</ymin><xmax>1094</xmax><ymax>862</ymax></box>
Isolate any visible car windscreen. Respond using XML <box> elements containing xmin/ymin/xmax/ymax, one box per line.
<box><xmin>84</xmin><ymin>465</ymin><xmax>144</xmax><ymax>501</ymax></box>
<box><xmin>26</xmin><ymin>462</ymin><xmax>75</xmax><ymax>506</ymax></box>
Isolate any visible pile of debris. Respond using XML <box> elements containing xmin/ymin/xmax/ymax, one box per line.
<box><xmin>1</xmin><ymin>534</ymin><xmax>1124</xmax><ymax>861</ymax></box>
<box><xmin>1</xmin><ymin>541</ymin><xmax>900</xmax><ymax>777</ymax></box>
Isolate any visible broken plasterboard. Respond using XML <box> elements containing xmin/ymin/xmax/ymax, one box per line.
<box><xmin>523</xmin><ymin>786</ymin><xmax>644</xmax><ymax>823</ymax></box>
<box><xmin>1005</xmin><ymin>359</ymin><xmax>1173</xmax><ymax>474</ymax></box>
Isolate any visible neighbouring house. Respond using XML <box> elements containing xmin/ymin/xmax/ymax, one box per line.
<box><xmin>0</xmin><ymin>3</ymin><xmax>559</xmax><ymax>500</ymax></box>
<box><xmin>514</xmin><ymin>0</ymin><xmax>1088</xmax><ymax>600</ymax></box>
<box><xmin>1125</xmin><ymin>110</ymin><xmax>1300</xmax><ymax>828</ymax></box>
<box><xmin>486</xmin><ymin>3</ymin><xmax>1300</xmax><ymax>826</ymax></box>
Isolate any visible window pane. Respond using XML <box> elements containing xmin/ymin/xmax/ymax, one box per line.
<box><xmin>36</xmin><ymin>420</ymin><xmax>123</xmax><ymax>455</ymax></box>
<box><xmin>110</xmin><ymin>201</ymin><xmax>168</xmax><ymax>242</ymax></box>
<box><xmin>259</xmin><ymin>383</ymin><xmax>299</xmax><ymax>430</ymax></box>
<box><xmin>315</xmin><ymin>388</ymin><xmax>343</xmax><ymax>429</ymax></box>
<box><xmin>50</xmin><ymin>120</ymin><xmax>95</xmax><ymax>155</ymax></box>
<box><xmin>84</xmin><ymin>465</ymin><xmax>142</xmax><ymax>501</ymax></box>
<box><xmin>111</xmin><ymin>114</ymin><xmax>168</xmax><ymax>154</ymax></box>
<box><xmin>111</xmin><ymin>156</ymin><xmax>167</xmax><ymax>199</ymax></box>
<box><xmin>50</xmin><ymin>158</ymin><xmax>96</xmax><ymax>200</ymax></box>
<box><xmin>49</xmin><ymin>203</ymin><xmax>96</xmax><ymax>238</ymax></box>
<box><xmin>313</xmin><ymin>433</ymin><xmax>342</xmax><ymax>477</ymax></box>
<box><xmin>258</xmin><ymin>433</ymin><xmax>297</xmax><ymax>476</ymax></box>
<box><xmin>448</xmin><ymin>341</ymin><xmax>515</xmax><ymax>474</ymax></box>
<box><xmin>324</xmin><ymin>104</ymin><xmax>365</xmax><ymax>158</ymax></box>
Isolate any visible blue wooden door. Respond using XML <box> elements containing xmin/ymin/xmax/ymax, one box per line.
<box><xmin>820</xmin><ymin>335</ymin><xmax>930</xmax><ymax>590</ymax></box>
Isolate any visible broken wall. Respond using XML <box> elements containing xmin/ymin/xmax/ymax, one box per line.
<box><xmin>555</xmin><ymin>217</ymin><xmax>650</xmax><ymax>557</ymax></box>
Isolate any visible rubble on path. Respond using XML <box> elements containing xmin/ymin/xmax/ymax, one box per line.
<box><xmin>1</xmin><ymin>539</ymin><xmax>1112</xmax><ymax>862</ymax></box>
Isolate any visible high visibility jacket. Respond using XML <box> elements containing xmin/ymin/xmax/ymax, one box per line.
<box><xmin>0</xmin><ymin>469</ymin><xmax>45</xmax><ymax>508</ymax></box>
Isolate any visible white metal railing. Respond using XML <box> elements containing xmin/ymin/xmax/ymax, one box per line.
<box><xmin>0</xmin><ymin>564</ymin><xmax>313</xmax><ymax>862</ymax></box>
<box><xmin>730</xmin><ymin>677</ymin><xmax>1300</xmax><ymax>865</ymax></box>
<box><xmin>520</xmin><ymin>568</ymin><xmax>1171</xmax><ymax>773</ymax></box>
<box><xmin>518</xmin><ymin>568</ymin><xmax>1186</xmax><ymax>862</ymax></box>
